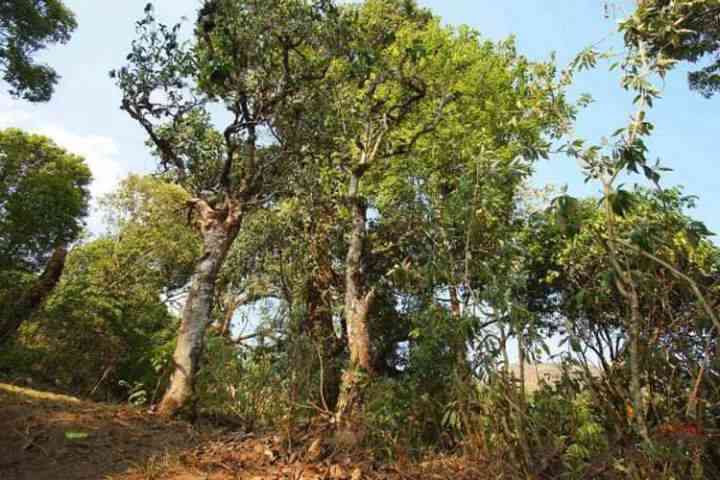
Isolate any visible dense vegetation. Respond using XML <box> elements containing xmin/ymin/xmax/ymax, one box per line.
<box><xmin>1</xmin><ymin>1</ymin><xmax>719</xmax><ymax>478</ymax></box>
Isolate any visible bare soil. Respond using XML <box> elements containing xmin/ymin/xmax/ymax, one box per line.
<box><xmin>0</xmin><ymin>383</ymin><xmax>202</xmax><ymax>479</ymax></box>
<box><xmin>0</xmin><ymin>383</ymin><xmax>485</xmax><ymax>480</ymax></box>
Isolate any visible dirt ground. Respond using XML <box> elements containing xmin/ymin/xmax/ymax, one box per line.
<box><xmin>0</xmin><ymin>383</ymin><xmax>485</xmax><ymax>480</ymax></box>
<box><xmin>0</xmin><ymin>383</ymin><xmax>203</xmax><ymax>479</ymax></box>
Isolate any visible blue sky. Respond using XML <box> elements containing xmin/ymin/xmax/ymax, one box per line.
<box><xmin>1</xmin><ymin>0</ymin><xmax>717</xmax><ymax>236</ymax></box>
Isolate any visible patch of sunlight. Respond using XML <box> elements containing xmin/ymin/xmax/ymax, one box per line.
<box><xmin>0</xmin><ymin>383</ymin><xmax>83</xmax><ymax>404</ymax></box>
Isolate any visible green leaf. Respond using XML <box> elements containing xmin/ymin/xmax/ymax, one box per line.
<box><xmin>608</xmin><ymin>189</ymin><xmax>635</xmax><ymax>217</ymax></box>
<box><xmin>687</xmin><ymin>220</ymin><xmax>715</xmax><ymax>245</ymax></box>
<box><xmin>64</xmin><ymin>431</ymin><xmax>89</xmax><ymax>440</ymax></box>
<box><xmin>552</xmin><ymin>195</ymin><xmax>581</xmax><ymax>236</ymax></box>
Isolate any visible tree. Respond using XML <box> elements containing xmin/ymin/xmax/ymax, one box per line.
<box><xmin>621</xmin><ymin>0</ymin><xmax>720</xmax><ymax>97</ymax></box>
<box><xmin>0</xmin><ymin>128</ymin><xmax>91</xmax><ymax>343</ymax></box>
<box><xmin>101</xmin><ymin>174</ymin><xmax>201</xmax><ymax>294</ymax></box>
<box><xmin>311</xmin><ymin>0</ymin><xmax>574</xmax><ymax>434</ymax></box>
<box><xmin>311</xmin><ymin>0</ymin><xmax>458</xmax><ymax>431</ymax></box>
<box><xmin>218</xmin><ymin>191</ymin><xmax>347</xmax><ymax>409</ymax></box>
<box><xmin>113</xmin><ymin>0</ymin><xmax>341</xmax><ymax>417</ymax></box>
<box><xmin>0</xmin><ymin>174</ymin><xmax>200</xmax><ymax>398</ymax></box>
<box><xmin>375</xmin><ymin>34</ymin><xmax>572</xmax><ymax>370</ymax></box>
<box><xmin>0</xmin><ymin>0</ymin><xmax>77</xmax><ymax>102</ymax></box>
<box><xmin>535</xmin><ymin>187</ymin><xmax>719</xmax><ymax>436</ymax></box>
<box><xmin>0</xmin><ymin>244</ymin><xmax>68</xmax><ymax>343</ymax></box>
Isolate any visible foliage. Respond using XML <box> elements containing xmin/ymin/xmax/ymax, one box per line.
<box><xmin>0</xmin><ymin>128</ymin><xmax>91</xmax><ymax>274</ymax></box>
<box><xmin>0</xmin><ymin>175</ymin><xmax>197</xmax><ymax>400</ymax></box>
<box><xmin>111</xmin><ymin>0</ymin><xmax>349</xmax><ymax>416</ymax></box>
<box><xmin>196</xmin><ymin>331</ymin><xmax>291</xmax><ymax>429</ymax></box>
<box><xmin>2</xmin><ymin>1</ymin><xmax>720</xmax><ymax>478</ymax></box>
<box><xmin>0</xmin><ymin>0</ymin><xmax>77</xmax><ymax>101</ymax></box>
<box><xmin>111</xmin><ymin>0</ymin><xmax>341</xmax><ymax>199</ymax></box>
<box><xmin>100</xmin><ymin>174</ymin><xmax>201</xmax><ymax>292</ymax></box>
<box><xmin>0</xmin><ymin>128</ymin><xmax>91</xmax><ymax>336</ymax></box>
<box><xmin>621</xmin><ymin>0</ymin><xmax>720</xmax><ymax>97</ymax></box>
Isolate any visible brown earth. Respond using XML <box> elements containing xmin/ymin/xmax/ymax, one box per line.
<box><xmin>0</xmin><ymin>383</ymin><xmax>204</xmax><ymax>480</ymax></box>
<box><xmin>0</xmin><ymin>383</ymin><xmax>487</xmax><ymax>480</ymax></box>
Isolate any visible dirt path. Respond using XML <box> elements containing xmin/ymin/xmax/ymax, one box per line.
<box><xmin>0</xmin><ymin>383</ymin><xmax>203</xmax><ymax>480</ymax></box>
<box><xmin>0</xmin><ymin>383</ymin><xmax>485</xmax><ymax>480</ymax></box>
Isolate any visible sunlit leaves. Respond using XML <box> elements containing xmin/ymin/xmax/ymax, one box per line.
<box><xmin>621</xmin><ymin>0</ymin><xmax>720</xmax><ymax>97</ymax></box>
<box><xmin>0</xmin><ymin>129</ymin><xmax>91</xmax><ymax>274</ymax></box>
<box><xmin>100</xmin><ymin>174</ymin><xmax>200</xmax><ymax>290</ymax></box>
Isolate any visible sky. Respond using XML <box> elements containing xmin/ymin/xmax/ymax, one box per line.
<box><xmin>1</xmin><ymin>0</ymin><xmax>717</xmax><ymax>237</ymax></box>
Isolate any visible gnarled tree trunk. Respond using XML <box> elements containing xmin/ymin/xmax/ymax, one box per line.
<box><xmin>335</xmin><ymin>173</ymin><xmax>375</xmax><ymax>437</ymax></box>
<box><xmin>0</xmin><ymin>244</ymin><xmax>68</xmax><ymax>345</ymax></box>
<box><xmin>158</xmin><ymin>201</ymin><xmax>241</xmax><ymax>417</ymax></box>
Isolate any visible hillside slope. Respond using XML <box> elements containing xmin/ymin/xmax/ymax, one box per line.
<box><xmin>0</xmin><ymin>383</ymin><xmax>485</xmax><ymax>480</ymax></box>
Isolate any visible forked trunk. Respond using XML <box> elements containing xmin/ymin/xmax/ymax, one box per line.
<box><xmin>335</xmin><ymin>177</ymin><xmax>375</xmax><ymax>435</ymax></box>
<box><xmin>158</xmin><ymin>211</ymin><xmax>240</xmax><ymax>417</ymax></box>
<box><xmin>0</xmin><ymin>245</ymin><xmax>68</xmax><ymax>345</ymax></box>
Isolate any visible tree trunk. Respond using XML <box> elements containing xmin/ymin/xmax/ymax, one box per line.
<box><xmin>304</xmin><ymin>208</ymin><xmax>344</xmax><ymax>410</ymax></box>
<box><xmin>335</xmin><ymin>172</ymin><xmax>375</xmax><ymax>434</ymax></box>
<box><xmin>627</xmin><ymin>281</ymin><xmax>651</xmax><ymax>443</ymax></box>
<box><xmin>306</xmin><ymin>274</ymin><xmax>341</xmax><ymax>410</ymax></box>
<box><xmin>0</xmin><ymin>244</ymin><xmax>68</xmax><ymax>345</ymax></box>
<box><xmin>218</xmin><ymin>290</ymin><xmax>249</xmax><ymax>338</ymax></box>
<box><xmin>158</xmin><ymin>204</ymin><xmax>240</xmax><ymax>418</ymax></box>
<box><xmin>603</xmin><ymin>182</ymin><xmax>651</xmax><ymax>444</ymax></box>
<box><xmin>448</xmin><ymin>284</ymin><xmax>470</xmax><ymax>373</ymax></box>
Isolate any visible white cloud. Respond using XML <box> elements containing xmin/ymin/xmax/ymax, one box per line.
<box><xmin>36</xmin><ymin>126</ymin><xmax>123</xmax><ymax>199</ymax></box>
<box><xmin>0</xmin><ymin>110</ymin><xmax>31</xmax><ymax>128</ymax></box>
<box><xmin>0</xmin><ymin>94</ymin><xmax>33</xmax><ymax>128</ymax></box>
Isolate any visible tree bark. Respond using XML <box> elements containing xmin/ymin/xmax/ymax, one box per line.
<box><xmin>305</xmin><ymin>273</ymin><xmax>341</xmax><ymax>410</ymax></box>
<box><xmin>448</xmin><ymin>285</ymin><xmax>469</xmax><ymax>368</ymax></box>
<box><xmin>335</xmin><ymin>172</ymin><xmax>375</xmax><ymax>432</ymax></box>
<box><xmin>0</xmin><ymin>244</ymin><xmax>68</xmax><ymax>345</ymax></box>
<box><xmin>305</xmin><ymin>211</ymin><xmax>342</xmax><ymax>410</ymax></box>
<box><xmin>158</xmin><ymin>202</ymin><xmax>241</xmax><ymax>417</ymax></box>
<box><xmin>219</xmin><ymin>295</ymin><xmax>238</xmax><ymax>337</ymax></box>
<box><xmin>627</xmin><ymin>280</ymin><xmax>651</xmax><ymax>443</ymax></box>
<box><xmin>602</xmin><ymin>182</ymin><xmax>651</xmax><ymax>444</ymax></box>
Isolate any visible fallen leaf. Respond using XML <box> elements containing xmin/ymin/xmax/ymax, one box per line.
<box><xmin>64</xmin><ymin>431</ymin><xmax>89</xmax><ymax>440</ymax></box>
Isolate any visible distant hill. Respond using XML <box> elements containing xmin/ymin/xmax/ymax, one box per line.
<box><xmin>508</xmin><ymin>363</ymin><xmax>602</xmax><ymax>392</ymax></box>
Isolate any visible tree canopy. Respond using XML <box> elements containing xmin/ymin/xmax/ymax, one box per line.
<box><xmin>0</xmin><ymin>128</ymin><xmax>91</xmax><ymax>344</ymax></box>
<box><xmin>0</xmin><ymin>128</ymin><xmax>91</xmax><ymax>274</ymax></box>
<box><xmin>2</xmin><ymin>1</ymin><xmax>720</xmax><ymax>479</ymax></box>
<box><xmin>0</xmin><ymin>0</ymin><xmax>77</xmax><ymax>102</ymax></box>
<box><xmin>622</xmin><ymin>0</ymin><xmax>720</xmax><ymax>97</ymax></box>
